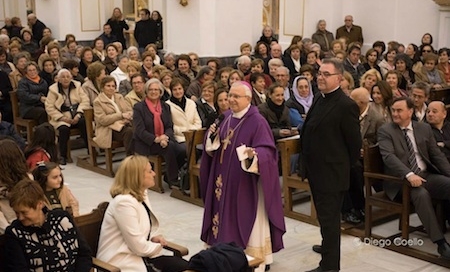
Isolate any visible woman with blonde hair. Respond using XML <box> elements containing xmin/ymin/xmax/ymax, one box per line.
<box><xmin>97</xmin><ymin>155</ymin><xmax>189</xmax><ymax>272</ymax></box>
<box><xmin>341</xmin><ymin>71</ymin><xmax>354</xmax><ymax>96</ymax></box>
<box><xmin>360</xmin><ymin>68</ymin><xmax>382</xmax><ymax>92</ymax></box>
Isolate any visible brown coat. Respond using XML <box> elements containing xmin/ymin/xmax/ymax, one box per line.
<box><xmin>58</xmin><ymin>185</ymin><xmax>80</xmax><ymax>217</ymax></box>
<box><xmin>45</xmin><ymin>81</ymin><xmax>90</xmax><ymax>129</ymax></box>
<box><xmin>93</xmin><ymin>92</ymin><xmax>132</xmax><ymax>148</ymax></box>
<box><xmin>415</xmin><ymin>67</ymin><xmax>447</xmax><ymax>87</ymax></box>
<box><xmin>81</xmin><ymin>79</ymin><xmax>100</xmax><ymax>107</ymax></box>
<box><xmin>8</xmin><ymin>69</ymin><xmax>23</xmax><ymax>91</ymax></box>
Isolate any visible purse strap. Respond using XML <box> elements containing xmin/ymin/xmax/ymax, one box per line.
<box><xmin>142</xmin><ymin>202</ymin><xmax>152</xmax><ymax>241</ymax></box>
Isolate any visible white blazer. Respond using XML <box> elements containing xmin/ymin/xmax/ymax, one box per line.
<box><xmin>166</xmin><ymin>98</ymin><xmax>202</xmax><ymax>143</ymax></box>
<box><xmin>97</xmin><ymin>192</ymin><xmax>162</xmax><ymax>272</ymax></box>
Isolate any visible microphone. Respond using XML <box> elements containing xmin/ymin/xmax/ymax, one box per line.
<box><xmin>209</xmin><ymin>114</ymin><xmax>225</xmax><ymax>142</ymax></box>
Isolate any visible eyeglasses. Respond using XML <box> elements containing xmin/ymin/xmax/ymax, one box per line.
<box><xmin>132</xmin><ymin>81</ymin><xmax>144</xmax><ymax>85</ymax></box>
<box><xmin>317</xmin><ymin>71</ymin><xmax>340</xmax><ymax>78</ymax></box>
<box><xmin>422</xmin><ymin>50</ymin><xmax>431</xmax><ymax>53</ymax></box>
<box><xmin>228</xmin><ymin>93</ymin><xmax>248</xmax><ymax>99</ymax></box>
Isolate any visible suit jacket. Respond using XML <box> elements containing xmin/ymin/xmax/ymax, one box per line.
<box><xmin>132</xmin><ymin>100</ymin><xmax>174</xmax><ymax>156</ymax></box>
<box><xmin>361</xmin><ymin>103</ymin><xmax>385</xmax><ymax>145</ymax></box>
<box><xmin>335</xmin><ymin>25</ymin><xmax>363</xmax><ymax>44</ymax></box>
<box><xmin>377</xmin><ymin>121</ymin><xmax>450</xmax><ymax>199</ymax></box>
<box><xmin>299</xmin><ymin>88</ymin><xmax>361</xmax><ymax>193</ymax></box>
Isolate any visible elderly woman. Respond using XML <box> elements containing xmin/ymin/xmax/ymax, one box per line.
<box><xmin>257</xmin><ymin>25</ymin><xmax>278</xmax><ymax>46</ymax></box>
<box><xmin>45</xmin><ymin>69</ymin><xmax>90</xmax><ymax>165</ymax></box>
<box><xmin>133</xmin><ymin>78</ymin><xmax>185</xmax><ymax>188</ymax></box>
<box><xmin>79</xmin><ymin>47</ymin><xmax>98</xmax><ymax>79</ymax></box>
<box><xmin>196</xmin><ymin>80</ymin><xmax>218</xmax><ymax>128</ymax></box>
<box><xmin>360</xmin><ymin>68</ymin><xmax>382</xmax><ymax>92</ymax></box>
<box><xmin>17</xmin><ymin>61</ymin><xmax>49</xmax><ymax>125</ymax></box>
<box><xmin>166</xmin><ymin>78</ymin><xmax>202</xmax><ymax>144</ymax></box>
<box><xmin>82</xmin><ymin>61</ymin><xmax>106</xmax><ymax>106</ymax></box>
<box><xmin>250</xmin><ymin>72</ymin><xmax>267</xmax><ymax>106</ymax></box>
<box><xmin>110</xmin><ymin>54</ymin><xmax>129</xmax><ymax>89</ymax></box>
<box><xmin>258</xmin><ymin>83</ymin><xmax>295</xmax><ymax>141</ymax></box>
<box><xmin>311</xmin><ymin>20</ymin><xmax>334</xmax><ymax>53</ymax></box>
<box><xmin>38</xmin><ymin>41</ymin><xmax>62</xmax><ymax>71</ymax></box>
<box><xmin>174</xmin><ymin>54</ymin><xmax>197</xmax><ymax>85</ymax></box>
<box><xmin>127</xmin><ymin>46</ymin><xmax>141</xmax><ymax>62</ymax></box>
<box><xmin>97</xmin><ymin>155</ymin><xmax>188</xmax><ymax>272</ymax></box>
<box><xmin>93</xmin><ymin>76</ymin><xmax>134</xmax><ymax>155</ymax></box>
<box><xmin>92</xmin><ymin>37</ymin><xmax>106</xmax><ymax>61</ymax></box>
<box><xmin>286</xmin><ymin>75</ymin><xmax>313</xmax><ymax>116</ymax></box>
<box><xmin>415</xmin><ymin>53</ymin><xmax>447</xmax><ymax>89</ymax></box>
<box><xmin>0</xmin><ymin>139</ymin><xmax>30</xmax><ymax>234</ymax></box>
<box><xmin>141</xmin><ymin>51</ymin><xmax>154</xmax><ymax>81</ymax></box>
<box><xmin>118</xmin><ymin>60</ymin><xmax>141</xmax><ymax>97</ymax></box>
<box><xmin>3</xmin><ymin>179</ymin><xmax>92</xmax><ymax>271</ymax></box>
<box><xmin>125</xmin><ymin>74</ymin><xmax>146</xmax><ymax>108</ymax></box>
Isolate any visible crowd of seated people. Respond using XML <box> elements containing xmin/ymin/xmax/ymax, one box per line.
<box><xmin>1</xmin><ymin>8</ymin><xmax>450</xmax><ymax>268</ymax></box>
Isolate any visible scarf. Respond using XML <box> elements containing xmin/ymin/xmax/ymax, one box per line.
<box><xmin>170</xmin><ymin>95</ymin><xmax>187</xmax><ymax>111</ymax></box>
<box><xmin>26</xmin><ymin>74</ymin><xmax>41</xmax><ymax>84</ymax></box>
<box><xmin>145</xmin><ymin>98</ymin><xmax>164</xmax><ymax>136</ymax></box>
<box><xmin>291</xmin><ymin>75</ymin><xmax>314</xmax><ymax>113</ymax></box>
<box><xmin>267</xmin><ymin>97</ymin><xmax>285</xmax><ymax>120</ymax></box>
<box><xmin>427</xmin><ymin>69</ymin><xmax>443</xmax><ymax>84</ymax></box>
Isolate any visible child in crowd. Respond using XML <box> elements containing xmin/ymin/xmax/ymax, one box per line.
<box><xmin>24</xmin><ymin>122</ymin><xmax>59</xmax><ymax>171</ymax></box>
<box><xmin>32</xmin><ymin>161</ymin><xmax>79</xmax><ymax>216</ymax></box>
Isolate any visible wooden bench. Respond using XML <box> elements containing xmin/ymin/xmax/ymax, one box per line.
<box><xmin>170</xmin><ymin>128</ymin><xmax>205</xmax><ymax>207</ymax></box>
<box><xmin>148</xmin><ymin>154</ymin><xmax>165</xmax><ymax>193</ymax></box>
<box><xmin>363</xmin><ymin>142</ymin><xmax>450</xmax><ymax>268</ymax></box>
<box><xmin>76</xmin><ymin>108</ymin><xmax>124</xmax><ymax>177</ymax></box>
<box><xmin>74</xmin><ymin>202</ymin><xmax>190</xmax><ymax>271</ymax></box>
<box><xmin>9</xmin><ymin>90</ymin><xmax>36</xmax><ymax>143</ymax></box>
<box><xmin>277</xmin><ymin>136</ymin><xmax>318</xmax><ymax>226</ymax></box>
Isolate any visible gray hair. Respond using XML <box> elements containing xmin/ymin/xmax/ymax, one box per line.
<box><xmin>237</xmin><ymin>55</ymin><xmax>251</xmax><ymax>65</ymax></box>
<box><xmin>276</xmin><ymin>66</ymin><xmax>290</xmax><ymax>75</ymax></box>
<box><xmin>322</xmin><ymin>58</ymin><xmax>344</xmax><ymax>75</ymax></box>
<box><xmin>231</xmin><ymin>81</ymin><xmax>252</xmax><ymax>98</ymax></box>
<box><xmin>145</xmin><ymin>78</ymin><xmax>165</xmax><ymax>97</ymax></box>
<box><xmin>268</xmin><ymin>58</ymin><xmax>283</xmax><ymax>68</ymax></box>
<box><xmin>55</xmin><ymin>68</ymin><xmax>72</xmax><ymax>80</ymax></box>
<box><xmin>164</xmin><ymin>52</ymin><xmax>176</xmax><ymax>60</ymax></box>
<box><xmin>316</xmin><ymin>19</ymin><xmax>326</xmax><ymax>30</ymax></box>
<box><xmin>411</xmin><ymin>81</ymin><xmax>431</xmax><ymax>97</ymax></box>
<box><xmin>0</xmin><ymin>34</ymin><xmax>9</xmax><ymax>43</ymax></box>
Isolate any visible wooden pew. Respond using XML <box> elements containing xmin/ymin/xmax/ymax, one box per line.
<box><xmin>170</xmin><ymin>129</ymin><xmax>205</xmax><ymax>207</ymax></box>
<box><xmin>363</xmin><ymin>142</ymin><xmax>450</xmax><ymax>268</ymax></box>
<box><xmin>76</xmin><ymin>108</ymin><xmax>124</xmax><ymax>177</ymax></box>
<box><xmin>74</xmin><ymin>202</ymin><xmax>189</xmax><ymax>271</ymax></box>
<box><xmin>9</xmin><ymin>90</ymin><xmax>36</xmax><ymax>142</ymax></box>
<box><xmin>277</xmin><ymin>136</ymin><xmax>318</xmax><ymax>226</ymax></box>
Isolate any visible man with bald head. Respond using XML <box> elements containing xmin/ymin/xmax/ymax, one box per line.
<box><xmin>200</xmin><ymin>82</ymin><xmax>285</xmax><ymax>271</ymax></box>
<box><xmin>336</xmin><ymin>15</ymin><xmax>363</xmax><ymax>44</ymax></box>
<box><xmin>427</xmin><ymin>101</ymin><xmax>450</xmax><ymax>161</ymax></box>
<box><xmin>27</xmin><ymin>13</ymin><xmax>47</xmax><ymax>43</ymax></box>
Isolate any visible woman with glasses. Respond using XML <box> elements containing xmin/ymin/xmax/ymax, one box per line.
<box><xmin>133</xmin><ymin>78</ymin><xmax>185</xmax><ymax>188</ymax></box>
<box><xmin>196</xmin><ymin>80</ymin><xmax>218</xmax><ymax>128</ymax></box>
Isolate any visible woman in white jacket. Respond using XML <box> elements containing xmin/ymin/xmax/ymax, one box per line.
<box><xmin>165</xmin><ymin>77</ymin><xmax>202</xmax><ymax>144</ymax></box>
<box><xmin>96</xmin><ymin>155</ymin><xmax>189</xmax><ymax>272</ymax></box>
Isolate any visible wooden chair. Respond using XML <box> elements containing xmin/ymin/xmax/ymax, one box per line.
<box><xmin>9</xmin><ymin>91</ymin><xmax>36</xmax><ymax>142</ymax></box>
<box><xmin>76</xmin><ymin>108</ymin><xmax>124</xmax><ymax>177</ymax></box>
<box><xmin>148</xmin><ymin>154</ymin><xmax>165</xmax><ymax>193</ymax></box>
<box><xmin>170</xmin><ymin>128</ymin><xmax>205</xmax><ymax>207</ymax></box>
<box><xmin>277</xmin><ymin>136</ymin><xmax>318</xmax><ymax>226</ymax></box>
<box><xmin>363</xmin><ymin>142</ymin><xmax>450</xmax><ymax>268</ymax></box>
<box><xmin>74</xmin><ymin>202</ymin><xmax>189</xmax><ymax>271</ymax></box>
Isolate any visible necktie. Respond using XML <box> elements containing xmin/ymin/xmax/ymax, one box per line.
<box><xmin>403</xmin><ymin>129</ymin><xmax>420</xmax><ymax>174</ymax></box>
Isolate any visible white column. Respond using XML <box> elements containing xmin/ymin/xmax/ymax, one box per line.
<box><xmin>438</xmin><ymin>5</ymin><xmax>450</xmax><ymax>48</ymax></box>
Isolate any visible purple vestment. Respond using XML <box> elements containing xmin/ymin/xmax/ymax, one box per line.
<box><xmin>200</xmin><ymin>106</ymin><xmax>285</xmax><ymax>252</ymax></box>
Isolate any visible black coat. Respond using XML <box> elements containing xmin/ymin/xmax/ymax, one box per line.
<box><xmin>134</xmin><ymin>19</ymin><xmax>158</xmax><ymax>48</ymax></box>
<box><xmin>106</xmin><ymin>18</ymin><xmax>129</xmax><ymax>49</ymax></box>
<box><xmin>299</xmin><ymin>88</ymin><xmax>361</xmax><ymax>193</ymax></box>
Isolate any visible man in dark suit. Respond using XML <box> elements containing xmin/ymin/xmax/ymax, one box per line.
<box><xmin>335</xmin><ymin>15</ymin><xmax>363</xmax><ymax>45</ymax></box>
<box><xmin>300</xmin><ymin>58</ymin><xmax>361</xmax><ymax>272</ymax></box>
<box><xmin>377</xmin><ymin>97</ymin><xmax>450</xmax><ymax>260</ymax></box>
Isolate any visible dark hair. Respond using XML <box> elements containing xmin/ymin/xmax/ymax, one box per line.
<box><xmin>100</xmin><ymin>75</ymin><xmax>116</xmax><ymax>89</ymax></box>
<box><xmin>347</xmin><ymin>44</ymin><xmax>361</xmax><ymax>55</ymax></box>
<box><xmin>140</xmin><ymin>8</ymin><xmax>150</xmax><ymax>16</ymax></box>
<box><xmin>419</xmin><ymin>44</ymin><xmax>435</xmax><ymax>57</ymax></box>
<box><xmin>267</xmin><ymin>82</ymin><xmax>284</xmax><ymax>95</ymax></box>
<box><xmin>384</xmin><ymin>48</ymin><xmax>398</xmax><ymax>61</ymax></box>
<box><xmin>299</xmin><ymin>64</ymin><xmax>316</xmax><ymax>76</ymax></box>
<box><xmin>372</xmin><ymin>80</ymin><xmax>393</xmax><ymax>107</ymax></box>
<box><xmin>32</xmin><ymin>161</ymin><xmax>64</xmax><ymax>192</ymax></box>
<box><xmin>151</xmin><ymin>10</ymin><xmax>163</xmax><ymax>21</ymax></box>
<box><xmin>250</xmin><ymin>72</ymin><xmax>265</xmax><ymax>85</ymax></box>
<box><xmin>254</xmin><ymin>41</ymin><xmax>270</xmax><ymax>57</ymax></box>
<box><xmin>392</xmin><ymin>96</ymin><xmax>414</xmax><ymax>109</ymax></box>
<box><xmin>62</xmin><ymin>59</ymin><xmax>79</xmax><ymax>70</ymax></box>
<box><xmin>93</xmin><ymin>37</ymin><xmax>104</xmax><ymax>48</ymax></box>
<box><xmin>438</xmin><ymin>47</ymin><xmax>450</xmax><ymax>56</ymax></box>
<box><xmin>130</xmin><ymin>73</ymin><xmax>145</xmax><ymax>83</ymax></box>
<box><xmin>64</xmin><ymin>34</ymin><xmax>76</xmax><ymax>43</ymax></box>
<box><xmin>421</xmin><ymin>33</ymin><xmax>433</xmax><ymax>45</ymax></box>
<box><xmin>206</xmin><ymin>58</ymin><xmax>221</xmax><ymax>70</ymax></box>
<box><xmin>196</xmin><ymin>66</ymin><xmax>214</xmax><ymax>80</ymax></box>
<box><xmin>394</xmin><ymin>53</ymin><xmax>412</xmax><ymax>70</ymax></box>
<box><xmin>9</xmin><ymin>179</ymin><xmax>46</xmax><ymax>209</ymax></box>
<box><xmin>373</xmin><ymin>41</ymin><xmax>386</xmax><ymax>53</ymax></box>
<box><xmin>25</xmin><ymin>123</ymin><xmax>59</xmax><ymax>164</ymax></box>
<box><xmin>0</xmin><ymin>139</ymin><xmax>29</xmax><ymax>190</ymax></box>
<box><xmin>169</xmin><ymin>77</ymin><xmax>184</xmax><ymax>91</ymax></box>
<box><xmin>176</xmin><ymin>54</ymin><xmax>192</xmax><ymax>68</ymax></box>
<box><xmin>322</xmin><ymin>58</ymin><xmax>344</xmax><ymax>74</ymax></box>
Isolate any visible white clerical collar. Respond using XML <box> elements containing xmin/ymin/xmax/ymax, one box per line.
<box><xmin>232</xmin><ymin>104</ymin><xmax>251</xmax><ymax>119</ymax></box>
<box><xmin>320</xmin><ymin>85</ymin><xmax>340</xmax><ymax>97</ymax></box>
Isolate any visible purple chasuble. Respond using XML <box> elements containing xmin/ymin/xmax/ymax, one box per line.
<box><xmin>200</xmin><ymin>106</ymin><xmax>285</xmax><ymax>252</ymax></box>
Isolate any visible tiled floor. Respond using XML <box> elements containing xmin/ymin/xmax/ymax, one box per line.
<box><xmin>65</xmin><ymin>149</ymin><xmax>449</xmax><ymax>272</ymax></box>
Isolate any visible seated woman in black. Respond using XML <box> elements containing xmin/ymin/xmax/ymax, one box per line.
<box><xmin>133</xmin><ymin>78</ymin><xmax>185</xmax><ymax>188</ymax></box>
<box><xmin>196</xmin><ymin>80</ymin><xmax>218</xmax><ymax>128</ymax></box>
<box><xmin>258</xmin><ymin>83</ymin><xmax>297</xmax><ymax>141</ymax></box>
<box><xmin>3</xmin><ymin>179</ymin><xmax>92</xmax><ymax>271</ymax></box>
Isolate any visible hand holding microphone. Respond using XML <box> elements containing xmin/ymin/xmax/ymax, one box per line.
<box><xmin>209</xmin><ymin>114</ymin><xmax>225</xmax><ymax>142</ymax></box>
